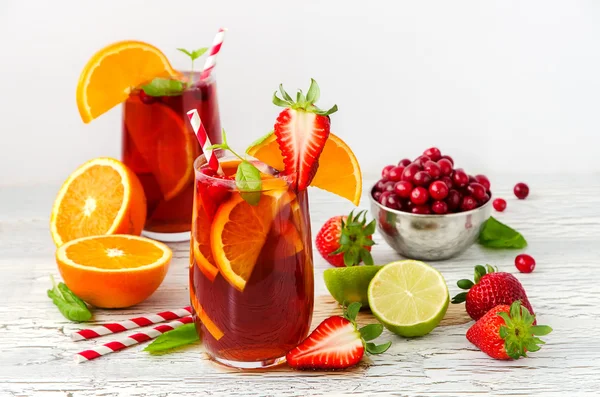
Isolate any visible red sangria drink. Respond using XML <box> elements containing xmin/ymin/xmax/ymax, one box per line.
<box><xmin>190</xmin><ymin>151</ymin><xmax>314</xmax><ymax>368</ymax></box>
<box><xmin>122</xmin><ymin>73</ymin><xmax>221</xmax><ymax>241</ymax></box>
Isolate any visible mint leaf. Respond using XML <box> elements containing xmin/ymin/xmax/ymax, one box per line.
<box><xmin>191</xmin><ymin>48</ymin><xmax>208</xmax><ymax>60</ymax></box>
<box><xmin>141</xmin><ymin>78</ymin><xmax>184</xmax><ymax>97</ymax></box>
<box><xmin>236</xmin><ymin>161</ymin><xmax>262</xmax><ymax>205</ymax></box>
<box><xmin>176</xmin><ymin>48</ymin><xmax>193</xmax><ymax>57</ymax></box>
<box><xmin>478</xmin><ymin>216</ymin><xmax>527</xmax><ymax>249</ymax></box>
<box><xmin>144</xmin><ymin>323</ymin><xmax>199</xmax><ymax>353</ymax></box>
<box><xmin>47</xmin><ymin>275</ymin><xmax>92</xmax><ymax>322</ymax></box>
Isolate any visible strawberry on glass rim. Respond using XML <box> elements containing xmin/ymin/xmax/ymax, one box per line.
<box><xmin>272</xmin><ymin>79</ymin><xmax>338</xmax><ymax>191</ymax></box>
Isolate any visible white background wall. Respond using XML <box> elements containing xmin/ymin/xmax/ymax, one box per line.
<box><xmin>1</xmin><ymin>0</ymin><xmax>599</xmax><ymax>186</ymax></box>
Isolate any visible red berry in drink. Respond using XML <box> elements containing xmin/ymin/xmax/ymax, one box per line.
<box><xmin>387</xmin><ymin>166</ymin><xmax>404</xmax><ymax>182</ymax></box>
<box><xmin>440</xmin><ymin>155</ymin><xmax>454</xmax><ymax>165</ymax></box>
<box><xmin>139</xmin><ymin>90</ymin><xmax>157</xmax><ymax>104</ymax></box>
<box><xmin>382</xmin><ymin>193</ymin><xmax>402</xmax><ymax>210</ymax></box>
<box><xmin>423</xmin><ymin>147</ymin><xmax>442</xmax><ymax>161</ymax></box>
<box><xmin>413</xmin><ymin>155</ymin><xmax>431</xmax><ymax>167</ymax></box>
<box><xmin>410</xmin><ymin>187</ymin><xmax>429</xmax><ymax>205</ymax></box>
<box><xmin>372</xmin><ymin>191</ymin><xmax>382</xmax><ymax>202</ymax></box>
<box><xmin>381</xmin><ymin>165</ymin><xmax>395</xmax><ymax>180</ymax></box>
<box><xmin>431</xmin><ymin>200</ymin><xmax>448</xmax><ymax>214</ymax></box>
<box><xmin>412</xmin><ymin>205</ymin><xmax>432</xmax><ymax>215</ymax></box>
<box><xmin>514</xmin><ymin>183</ymin><xmax>529</xmax><ymax>199</ymax></box>
<box><xmin>393</xmin><ymin>181</ymin><xmax>413</xmax><ymax>198</ymax></box>
<box><xmin>437</xmin><ymin>159</ymin><xmax>453</xmax><ymax>176</ymax></box>
<box><xmin>493</xmin><ymin>198</ymin><xmax>507</xmax><ymax>212</ymax></box>
<box><xmin>440</xmin><ymin>176</ymin><xmax>453</xmax><ymax>189</ymax></box>
<box><xmin>515</xmin><ymin>254</ymin><xmax>536</xmax><ymax>273</ymax></box>
<box><xmin>429</xmin><ymin>180</ymin><xmax>449</xmax><ymax>200</ymax></box>
<box><xmin>398</xmin><ymin>158</ymin><xmax>412</xmax><ymax>167</ymax></box>
<box><xmin>467</xmin><ymin>183</ymin><xmax>487</xmax><ymax>201</ymax></box>
<box><xmin>461</xmin><ymin>195</ymin><xmax>478</xmax><ymax>211</ymax></box>
<box><xmin>446</xmin><ymin>189</ymin><xmax>462</xmax><ymax>211</ymax></box>
<box><xmin>424</xmin><ymin>161</ymin><xmax>441</xmax><ymax>179</ymax></box>
<box><xmin>474</xmin><ymin>175</ymin><xmax>491</xmax><ymax>191</ymax></box>
<box><xmin>413</xmin><ymin>171</ymin><xmax>432</xmax><ymax>187</ymax></box>
<box><xmin>452</xmin><ymin>169</ymin><xmax>469</xmax><ymax>188</ymax></box>
<box><xmin>401</xmin><ymin>163</ymin><xmax>421</xmax><ymax>182</ymax></box>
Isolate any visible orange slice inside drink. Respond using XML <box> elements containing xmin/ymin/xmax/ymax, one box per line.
<box><xmin>189</xmin><ymin>286</ymin><xmax>224</xmax><ymax>340</ymax></box>
<box><xmin>192</xmin><ymin>197</ymin><xmax>220</xmax><ymax>281</ymax></box>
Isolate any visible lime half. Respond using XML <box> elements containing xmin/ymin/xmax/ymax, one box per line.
<box><xmin>368</xmin><ymin>260</ymin><xmax>449</xmax><ymax>337</ymax></box>
<box><xmin>324</xmin><ymin>265</ymin><xmax>383</xmax><ymax>308</ymax></box>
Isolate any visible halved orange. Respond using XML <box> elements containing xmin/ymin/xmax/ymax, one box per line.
<box><xmin>50</xmin><ymin>158</ymin><xmax>146</xmax><ymax>247</ymax></box>
<box><xmin>77</xmin><ymin>40</ymin><xmax>179</xmax><ymax>123</ymax></box>
<box><xmin>247</xmin><ymin>132</ymin><xmax>362</xmax><ymax>205</ymax></box>
<box><xmin>56</xmin><ymin>235</ymin><xmax>172</xmax><ymax>308</ymax></box>
<box><xmin>210</xmin><ymin>191</ymin><xmax>293</xmax><ymax>291</ymax></box>
<box><xmin>189</xmin><ymin>287</ymin><xmax>224</xmax><ymax>340</ymax></box>
<box><xmin>124</xmin><ymin>97</ymin><xmax>196</xmax><ymax>201</ymax></box>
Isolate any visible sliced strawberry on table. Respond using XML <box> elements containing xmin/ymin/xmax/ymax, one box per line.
<box><xmin>286</xmin><ymin>302</ymin><xmax>391</xmax><ymax>370</ymax></box>
<box><xmin>273</xmin><ymin>79</ymin><xmax>338</xmax><ymax>191</ymax></box>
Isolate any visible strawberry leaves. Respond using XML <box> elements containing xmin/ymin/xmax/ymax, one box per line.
<box><xmin>331</xmin><ymin>210</ymin><xmax>376</xmax><ymax>267</ymax></box>
<box><xmin>273</xmin><ymin>79</ymin><xmax>338</xmax><ymax>116</ymax></box>
<box><xmin>343</xmin><ymin>302</ymin><xmax>391</xmax><ymax>356</ymax></box>
<box><xmin>497</xmin><ymin>301</ymin><xmax>552</xmax><ymax>359</ymax></box>
<box><xmin>452</xmin><ymin>264</ymin><xmax>497</xmax><ymax>304</ymax></box>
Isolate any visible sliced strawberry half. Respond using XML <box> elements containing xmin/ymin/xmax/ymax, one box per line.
<box><xmin>286</xmin><ymin>302</ymin><xmax>391</xmax><ymax>370</ymax></box>
<box><xmin>273</xmin><ymin>79</ymin><xmax>338</xmax><ymax>191</ymax></box>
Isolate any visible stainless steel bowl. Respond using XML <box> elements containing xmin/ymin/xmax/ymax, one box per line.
<box><xmin>369</xmin><ymin>184</ymin><xmax>492</xmax><ymax>261</ymax></box>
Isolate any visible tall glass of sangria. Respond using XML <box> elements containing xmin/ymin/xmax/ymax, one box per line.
<box><xmin>190</xmin><ymin>150</ymin><xmax>314</xmax><ymax>368</ymax></box>
<box><xmin>122</xmin><ymin>73</ymin><xmax>221</xmax><ymax>242</ymax></box>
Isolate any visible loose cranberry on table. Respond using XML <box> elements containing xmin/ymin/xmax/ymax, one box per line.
<box><xmin>410</xmin><ymin>186</ymin><xmax>429</xmax><ymax>205</ymax></box>
<box><xmin>437</xmin><ymin>159</ymin><xmax>453</xmax><ymax>176</ymax></box>
<box><xmin>515</xmin><ymin>254</ymin><xmax>536</xmax><ymax>273</ymax></box>
<box><xmin>381</xmin><ymin>165</ymin><xmax>395</xmax><ymax>180</ymax></box>
<box><xmin>514</xmin><ymin>182</ymin><xmax>530</xmax><ymax>199</ymax></box>
<box><xmin>429</xmin><ymin>180</ymin><xmax>449</xmax><ymax>200</ymax></box>
<box><xmin>493</xmin><ymin>198</ymin><xmax>506</xmax><ymax>212</ymax></box>
<box><xmin>393</xmin><ymin>180</ymin><xmax>413</xmax><ymax>198</ymax></box>
<box><xmin>413</xmin><ymin>171</ymin><xmax>433</xmax><ymax>186</ymax></box>
<box><xmin>431</xmin><ymin>200</ymin><xmax>448</xmax><ymax>214</ymax></box>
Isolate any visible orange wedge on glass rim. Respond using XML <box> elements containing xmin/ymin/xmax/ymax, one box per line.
<box><xmin>247</xmin><ymin>132</ymin><xmax>362</xmax><ymax>205</ymax></box>
<box><xmin>56</xmin><ymin>235</ymin><xmax>172</xmax><ymax>308</ymax></box>
<box><xmin>76</xmin><ymin>40</ymin><xmax>179</xmax><ymax>123</ymax></box>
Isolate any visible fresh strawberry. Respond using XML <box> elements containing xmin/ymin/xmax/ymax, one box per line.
<box><xmin>467</xmin><ymin>301</ymin><xmax>552</xmax><ymax>360</ymax></box>
<box><xmin>315</xmin><ymin>210</ymin><xmax>376</xmax><ymax>267</ymax></box>
<box><xmin>286</xmin><ymin>302</ymin><xmax>391</xmax><ymax>370</ymax></box>
<box><xmin>452</xmin><ymin>265</ymin><xmax>535</xmax><ymax>321</ymax></box>
<box><xmin>273</xmin><ymin>79</ymin><xmax>338</xmax><ymax>191</ymax></box>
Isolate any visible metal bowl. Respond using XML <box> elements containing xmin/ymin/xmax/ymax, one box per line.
<box><xmin>369</xmin><ymin>184</ymin><xmax>492</xmax><ymax>261</ymax></box>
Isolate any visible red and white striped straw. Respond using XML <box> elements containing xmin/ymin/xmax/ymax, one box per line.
<box><xmin>187</xmin><ymin>109</ymin><xmax>223</xmax><ymax>174</ymax></box>
<box><xmin>74</xmin><ymin>316</ymin><xmax>194</xmax><ymax>363</ymax></box>
<box><xmin>71</xmin><ymin>307</ymin><xmax>192</xmax><ymax>341</ymax></box>
<box><xmin>200</xmin><ymin>28</ymin><xmax>227</xmax><ymax>80</ymax></box>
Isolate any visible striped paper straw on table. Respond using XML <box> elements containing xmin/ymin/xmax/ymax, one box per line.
<box><xmin>71</xmin><ymin>307</ymin><xmax>192</xmax><ymax>341</ymax></box>
<box><xmin>187</xmin><ymin>109</ymin><xmax>223</xmax><ymax>174</ymax></box>
<box><xmin>200</xmin><ymin>28</ymin><xmax>226</xmax><ymax>80</ymax></box>
<box><xmin>74</xmin><ymin>315</ymin><xmax>194</xmax><ymax>363</ymax></box>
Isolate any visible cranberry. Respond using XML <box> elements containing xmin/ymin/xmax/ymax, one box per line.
<box><xmin>460</xmin><ymin>196</ymin><xmax>478</xmax><ymax>211</ymax></box>
<box><xmin>431</xmin><ymin>200</ymin><xmax>448</xmax><ymax>214</ymax></box>
<box><xmin>413</xmin><ymin>155</ymin><xmax>431</xmax><ymax>167</ymax></box>
<box><xmin>452</xmin><ymin>169</ymin><xmax>469</xmax><ymax>188</ymax></box>
<box><xmin>514</xmin><ymin>182</ymin><xmax>529</xmax><ymax>199</ymax></box>
<box><xmin>423</xmin><ymin>161</ymin><xmax>441</xmax><ymax>179</ymax></box>
<box><xmin>440</xmin><ymin>176</ymin><xmax>453</xmax><ymax>189</ymax></box>
<box><xmin>467</xmin><ymin>182</ymin><xmax>487</xmax><ymax>201</ymax></box>
<box><xmin>437</xmin><ymin>159</ymin><xmax>453</xmax><ymax>176</ymax></box>
<box><xmin>423</xmin><ymin>147</ymin><xmax>442</xmax><ymax>161</ymax></box>
<box><xmin>398</xmin><ymin>158</ymin><xmax>412</xmax><ymax>167</ymax></box>
<box><xmin>410</xmin><ymin>187</ymin><xmax>429</xmax><ymax>205</ymax></box>
<box><xmin>479</xmin><ymin>194</ymin><xmax>490</xmax><ymax>204</ymax></box>
<box><xmin>440</xmin><ymin>155</ymin><xmax>454</xmax><ymax>165</ymax></box>
<box><xmin>446</xmin><ymin>189</ymin><xmax>462</xmax><ymax>211</ymax></box>
<box><xmin>139</xmin><ymin>90</ymin><xmax>157</xmax><ymax>104</ymax></box>
<box><xmin>387</xmin><ymin>166</ymin><xmax>404</xmax><ymax>182</ymax></box>
<box><xmin>429</xmin><ymin>180</ymin><xmax>449</xmax><ymax>200</ymax></box>
<box><xmin>412</xmin><ymin>205</ymin><xmax>432</xmax><ymax>215</ymax></box>
<box><xmin>378</xmin><ymin>191</ymin><xmax>392</xmax><ymax>205</ymax></box>
<box><xmin>382</xmin><ymin>193</ymin><xmax>402</xmax><ymax>210</ymax></box>
<box><xmin>468</xmin><ymin>175</ymin><xmax>476</xmax><ymax>183</ymax></box>
<box><xmin>401</xmin><ymin>163</ymin><xmax>422</xmax><ymax>182</ymax></box>
<box><xmin>515</xmin><ymin>254</ymin><xmax>536</xmax><ymax>273</ymax></box>
<box><xmin>474</xmin><ymin>175</ymin><xmax>491</xmax><ymax>191</ymax></box>
<box><xmin>381</xmin><ymin>165</ymin><xmax>395</xmax><ymax>180</ymax></box>
<box><xmin>393</xmin><ymin>181</ymin><xmax>413</xmax><ymax>198</ymax></box>
<box><xmin>383</xmin><ymin>181</ymin><xmax>395</xmax><ymax>193</ymax></box>
<box><xmin>200</xmin><ymin>167</ymin><xmax>217</xmax><ymax>177</ymax></box>
<box><xmin>493</xmin><ymin>198</ymin><xmax>507</xmax><ymax>212</ymax></box>
<box><xmin>413</xmin><ymin>171</ymin><xmax>433</xmax><ymax>187</ymax></box>
<box><xmin>374</xmin><ymin>179</ymin><xmax>387</xmax><ymax>192</ymax></box>
<box><xmin>372</xmin><ymin>191</ymin><xmax>382</xmax><ymax>201</ymax></box>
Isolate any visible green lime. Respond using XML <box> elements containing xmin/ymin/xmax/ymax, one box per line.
<box><xmin>367</xmin><ymin>260</ymin><xmax>449</xmax><ymax>337</ymax></box>
<box><xmin>324</xmin><ymin>265</ymin><xmax>383</xmax><ymax>308</ymax></box>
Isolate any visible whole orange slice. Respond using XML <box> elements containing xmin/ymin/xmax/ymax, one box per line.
<box><xmin>124</xmin><ymin>97</ymin><xmax>196</xmax><ymax>201</ymax></box>
<box><xmin>211</xmin><ymin>190</ymin><xmax>293</xmax><ymax>291</ymax></box>
<box><xmin>50</xmin><ymin>158</ymin><xmax>146</xmax><ymax>247</ymax></box>
<box><xmin>56</xmin><ymin>235</ymin><xmax>172</xmax><ymax>308</ymax></box>
<box><xmin>247</xmin><ymin>132</ymin><xmax>362</xmax><ymax>205</ymax></box>
<box><xmin>76</xmin><ymin>40</ymin><xmax>179</xmax><ymax>123</ymax></box>
<box><xmin>189</xmin><ymin>287</ymin><xmax>224</xmax><ymax>340</ymax></box>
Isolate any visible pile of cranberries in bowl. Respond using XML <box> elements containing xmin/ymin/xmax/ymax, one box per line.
<box><xmin>372</xmin><ymin>147</ymin><xmax>492</xmax><ymax>215</ymax></box>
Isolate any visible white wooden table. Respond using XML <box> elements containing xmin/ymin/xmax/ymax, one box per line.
<box><xmin>2</xmin><ymin>175</ymin><xmax>599</xmax><ymax>396</ymax></box>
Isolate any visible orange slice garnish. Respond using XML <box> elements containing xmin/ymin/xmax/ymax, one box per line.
<box><xmin>247</xmin><ymin>132</ymin><xmax>362</xmax><ymax>205</ymax></box>
<box><xmin>56</xmin><ymin>235</ymin><xmax>172</xmax><ymax>308</ymax></box>
<box><xmin>189</xmin><ymin>287</ymin><xmax>224</xmax><ymax>340</ymax></box>
<box><xmin>210</xmin><ymin>190</ymin><xmax>293</xmax><ymax>291</ymax></box>
<box><xmin>50</xmin><ymin>158</ymin><xmax>146</xmax><ymax>247</ymax></box>
<box><xmin>76</xmin><ymin>40</ymin><xmax>179</xmax><ymax>123</ymax></box>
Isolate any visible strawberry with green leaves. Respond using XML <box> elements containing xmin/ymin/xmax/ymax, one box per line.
<box><xmin>286</xmin><ymin>302</ymin><xmax>391</xmax><ymax>370</ymax></box>
<box><xmin>316</xmin><ymin>210</ymin><xmax>376</xmax><ymax>267</ymax></box>
<box><xmin>272</xmin><ymin>79</ymin><xmax>337</xmax><ymax>191</ymax></box>
<box><xmin>467</xmin><ymin>301</ymin><xmax>552</xmax><ymax>360</ymax></box>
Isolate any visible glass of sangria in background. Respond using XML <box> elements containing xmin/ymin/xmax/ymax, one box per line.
<box><xmin>189</xmin><ymin>150</ymin><xmax>314</xmax><ymax>369</ymax></box>
<box><xmin>122</xmin><ymin>73</ymin><xmax>221</xmax><ymax>242</ymax></box>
